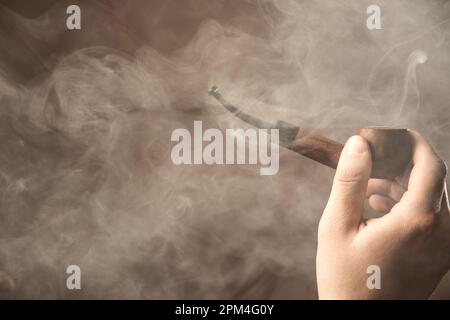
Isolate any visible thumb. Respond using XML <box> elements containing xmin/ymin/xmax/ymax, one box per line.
<box><xmin>323</xmin><ymin>135</ymin><xmax>372</xmax><ymax>235</ymax></box>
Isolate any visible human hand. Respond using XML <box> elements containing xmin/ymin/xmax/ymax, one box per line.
<box><xmin>316</xmin><ymin>130</ymin><xmax>450</xmax><ymax>299</ymax></box>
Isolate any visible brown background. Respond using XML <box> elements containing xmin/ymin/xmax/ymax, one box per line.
<box><xmin>0</xmin><ymin>0</ymin><xmax>449</xmax><ymax>299</ymax></box>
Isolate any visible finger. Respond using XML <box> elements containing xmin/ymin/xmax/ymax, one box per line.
<box><xmin>402</xmin><ymin>130</ymin><xmax>447</xmax><ymax>214</ymax></box>
<box><xmin>441</xmin><ymin>183</ymin><xmax>450</xmax><ymax>215</ymax></box>
<box><xmin>368</xmin><ymin>194</ymin><xmax>396</xmax><ymax>214</ymax></box>
<box><xmin>366</xmin><ymin>179</ymin><xmax>406</xmax><ymax>202</ymax></box>
<box><xmin>323</xmin><ymin>135</ymin><xmax>372</xmax><ymax>234</ymax></box>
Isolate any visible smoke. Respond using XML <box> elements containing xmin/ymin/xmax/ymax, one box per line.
<box><xmin>0</xmin><ymin>0</ymin><xmax>449</xmax><ymax>298</ymax></box>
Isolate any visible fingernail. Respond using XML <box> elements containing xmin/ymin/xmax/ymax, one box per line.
<box><xmin>346</xmin><ymin>136</ymin><xmax>366</xmax><ymax>155</ymax></box>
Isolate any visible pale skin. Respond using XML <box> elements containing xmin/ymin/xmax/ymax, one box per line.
<box><xmin>317</xmin><ymin>130</ymin><xmax>450</xmax><ymax>299</ymax></box>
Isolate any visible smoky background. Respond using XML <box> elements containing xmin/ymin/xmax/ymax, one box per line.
<box><xmin>0</xmin><ymin>0</ymin><xmax>449</xmax><ymax>298</ymax></box>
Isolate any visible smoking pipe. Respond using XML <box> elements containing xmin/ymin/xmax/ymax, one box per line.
<box><xmin>208</xmin><ymin>86</ymin><xmax>412</xmax><ymax>179</ymax></box>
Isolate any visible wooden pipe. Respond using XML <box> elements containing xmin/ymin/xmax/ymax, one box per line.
<box><xmin>289</xmin><ymin>127</ymin><xmax>412</xmax><ymax>179</ymax></box>
<box><xmin>208</xmin><ymin>86</ymin><xmax>413</xmax><ymax>179</ymax></box>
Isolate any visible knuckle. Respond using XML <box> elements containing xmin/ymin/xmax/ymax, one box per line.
<box><xmin>317</xmin><ymin>220</ymin><xmax>330</xmax><ymax>241</ymax></box>
<box><xmin>318</xmin><ymin>213</ymin><xmax>338</xmax><ymax>239</ymax></box>
<box><xmin>409</xmin><ymin>214</ymin><xmax>439</xmax><ymax>234</ymax></box>
<box><xmin>335</xmin><ymin>168</ymin><xmax>368</xmax><ymax>184</ymax></box>
<box><xmin>431</xmin><ymin>159</ymin><xmax>447</xmax><ymax>180</ymax></box>
<box><xmin>318</xmin><ymin>213</ymin><xmax>331</xmax><ymax>235</ymax></box>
